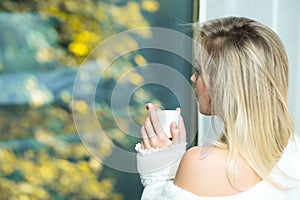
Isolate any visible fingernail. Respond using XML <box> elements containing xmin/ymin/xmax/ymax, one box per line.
<box><xmin>172</xmin><ymin>121</ymin><xmax>177</xmax><ymax>128</ymax></box>
<box><xmin>147</xmin><ymin>103</ymin><xmax>152</xmax><ymax>110</ymax></box>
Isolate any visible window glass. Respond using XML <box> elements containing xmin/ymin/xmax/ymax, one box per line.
<box><xmin>0</xmin><ymin>0</ymin><xmax>196</xmax><ymax>199</ymax></box>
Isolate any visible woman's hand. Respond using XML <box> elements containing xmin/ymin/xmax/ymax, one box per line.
<box><xmin>140</xmin><ymin>103</ymin><xmax>186</xmax><ymax>150</ymax></box>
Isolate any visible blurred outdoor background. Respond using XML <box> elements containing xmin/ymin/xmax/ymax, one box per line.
<box><xmin>0</xmin><ymin>0</ymin><xmax>197</xmax><ymax>199</ymax></box>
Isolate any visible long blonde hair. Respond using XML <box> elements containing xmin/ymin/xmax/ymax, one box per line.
<box><xmin>193</xmin><ymin>17</ymin><xmax>295</xmax><ymax>190</ymax></box>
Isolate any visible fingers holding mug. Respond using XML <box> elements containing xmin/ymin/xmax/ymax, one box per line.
<box><xmin>147</xmin><ymin>103</ymin><xmax>164</xmax><ymax>135</ymax></box>
<box><xmin>140</xmin><ymin>125</ymin><xmax>151</xmax><ymax>149</ymax></box>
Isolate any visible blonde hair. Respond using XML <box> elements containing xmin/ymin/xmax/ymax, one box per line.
<box><xmin>193</xmin><ymin>17</ymin><xmax>295</xmax><ymax>190</ymax></box>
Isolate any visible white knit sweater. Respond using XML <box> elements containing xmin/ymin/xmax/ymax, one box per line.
<box><xmin>136</xmin><ymin>135</ymin><xmax>300</xmax><ymax>200</ymax></box>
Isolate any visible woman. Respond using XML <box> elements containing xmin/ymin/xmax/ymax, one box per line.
<box><xmin>136</xmin><ymin>17</ymin><xmax>300</xmax><ymax>199</ymax></box>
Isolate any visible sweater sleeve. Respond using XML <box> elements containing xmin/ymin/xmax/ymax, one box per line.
<box><xmin>135</xmin><ymin>142</ymin><xmax>186</xmax><ymax>199</ymax></box>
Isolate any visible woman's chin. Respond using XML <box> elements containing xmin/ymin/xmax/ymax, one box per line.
<box><xmin>199</xmin><ymin>108</ymin><xmax>211</xmax><ymax>116</ymax></box>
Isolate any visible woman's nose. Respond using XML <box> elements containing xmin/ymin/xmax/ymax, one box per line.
<box><xmin>190</xmin><ymin>73</ymin><xmax>196</xmax><ymax>83</ymax></box>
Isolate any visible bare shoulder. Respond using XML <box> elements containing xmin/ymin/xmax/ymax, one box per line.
<box><xmin>174</xmin><ymin>146</ymin><xmax>233</xmax><ymax>196</ymax></box>
<box><xmin>174</xmin><ymin>146</ymin><xmax>261</xmax><ymax>196</ymax></box>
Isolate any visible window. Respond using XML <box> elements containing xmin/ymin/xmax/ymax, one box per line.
<box><xmin>0</xmin><ymin>0</ymin><xmax>198</xmax><ymax>199</ymax></box>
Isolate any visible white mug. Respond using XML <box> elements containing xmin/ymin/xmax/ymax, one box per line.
<box><xmin>156</xmin><ymin>110</ymin><xmax>180</xmax><ymax>138</ymax></box>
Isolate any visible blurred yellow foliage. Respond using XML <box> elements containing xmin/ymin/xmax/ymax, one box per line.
<box><xmin>35</xmin><ymin>129</ymin><xmax>57</xmax><ymax>146</ymax></box>
<box><xmin>89</xmin><ymin>157</ymin><xmax>103</xmax><ymax>172</ymax></box>
<box><xmin>59</xmin><ymin>90</ymin><xmax>72</xmax><ymax>103</ymax></box>
<box><xmin>35</xmin><ymin>47</ymin><xmax>55</xmax><ymax>62</ymax></box>
<box><xmin>73</xmin><ymin>100</ymin><xmax>89</xmax><ymax>114</ymax></box>
<box><xmin>142</xmin><ymin>0</ymin><xmax>160</xmax><ymax>12</ymax></box>
<box><xmin>68</xmin><ymin>42</ymin><xmax>89</xmax><ymax>56</ymax></box>
<box><xmin>0</xmin><ymin>141</ymin><xmax>121</xmax><ymax>199</ymax></box>
<box><xmin>129</xmin><ymin>72</ymin><xmax>144</xmax><ymax>85</ymax></box>
<box><xmin>31</xmin><ymin>0</ymin><xmax>153</xmax><ymax>64</ymax></box>
<box><xmin>69</xmin><ymin>30</ymin><xmax>101</xmax><ymax>56</ymax></box>
<box><xmin>109</xmin><ymin>1</ymin><xmax>149</xmax><ymax>30</ymax></box>
<box><xmin>134</xmin><ymin>54</ymin><xmax>147</xmax><ymax>66</ymax></box>
<box><xmin>0</xmin><ymin>0</ymin><xmax>163</xmax><ymax>198</ymax></box>
<box><xmin>0</xmin><ymin>149</ymin><xmax>16</xmax><ymax>175</ymax></box>
<box><xmin>75</xmin><ymin>30</ymin><xmax>100</xmax><ymax>43</ymax></box>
